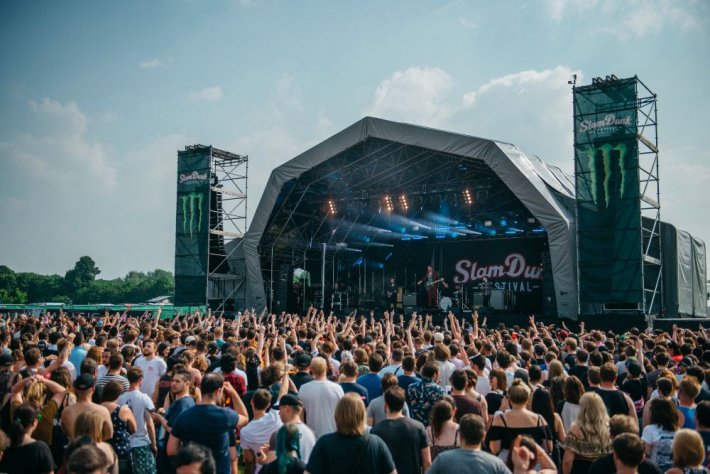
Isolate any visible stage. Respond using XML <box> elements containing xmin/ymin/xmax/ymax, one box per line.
<box><xmin>224</xmin><ymin>116</ymin><xmax>706</xmax><ymax>326</ymax></box>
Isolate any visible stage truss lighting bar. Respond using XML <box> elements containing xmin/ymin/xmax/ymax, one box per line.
<box><xmin>327</xmin><ymin>200</ymin><xmax>337</xmax><ymax>215</ymax></box>
<box><xmin>398</xmin><ymin>194</ymin><xmax>409</xmax><ymax>211</ymax></box>
<box><xmin>384</xmin><ymin>195</ymin><xmax>394</xmax><ymax>212</ymax></box>
<box><xmin>463</xmin><ymin>189</ymin><xmax>473</xmax><ymax>205</ymax></box>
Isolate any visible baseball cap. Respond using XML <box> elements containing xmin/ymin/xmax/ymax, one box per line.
<box><xmin>185</xmin><ymin>335</ymin><xmax>197</xmax><ymax>344</ymax></box>
<box><xmin>279</xmin><ymin>393</ymin><xmax>303</xmax><ymax>408</ymax></box>
<box><xmin>294</xmin><ymin>353</ymin><xmax>312</xmax><ymax>368</ymax></box>
<box><xmin>74</xmin><ymin>373</ymin><xmax>95</xmax><ymax>391</ymax></box>
<box><xmin>0</xmin><ymin>354</ymin><xmax>13</xmax><ymax>367</ymax></box>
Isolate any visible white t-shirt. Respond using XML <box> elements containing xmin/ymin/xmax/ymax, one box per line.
<box><xmin>134</xmin><ymin>356</ymin><xmax>167</xmax><ymax>397</ymax></box>
<box><xmin>118</xmin><ymin>389</ymin><xmax>155</xmax><ymax>448</ymax></box>
<box><xmin>641</xmin><ymin>423</ymin><xmax>676</xmax><ymax>471</ymax></box>
<box><xmin>299</xmin><ymin>379</ymin><xmax>344</xmax><ymax>438</ymax></box>
<box><xmin>240</xmin><ymin>410</ymin><xmax>283</xmax><ymax>474</ymax></box>
<box><xmin>97</xmin><ymin>365</ymin><xmax>109</xmax><ymax>379</ymax></box>
<box><xmin>476</xmin><ymin>376</ymin><xmax>491</xmax><ymax>397</ymax></box>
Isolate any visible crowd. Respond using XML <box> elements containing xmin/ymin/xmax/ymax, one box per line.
<box><xmin>0</xmin><ymin>306</ymin><xmax>709</xmax><ymax>474</ymax></box>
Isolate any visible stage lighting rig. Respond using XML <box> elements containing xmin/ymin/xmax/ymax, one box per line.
<box><xmin>398</xmin><ymin>194</ymin><xmax>409</xmax><ymax>211</ymax></box>
<box><xmin>384</xmin><ymin>195</ymin><xmax>394</xmax><ymax>212</ymax></box>
<box><xmin>327</xmin><ymin>200</ymin><xmax>337</xmax><ymax>215</ymax></box>
<box><xmin>463</xmin><ymin>189</ymin><xmax>473</xmax><ymax>205</ymax></box>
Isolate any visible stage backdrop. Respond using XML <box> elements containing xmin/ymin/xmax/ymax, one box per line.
<box><xmin>395</xmin><ymin>237</ymin><xmax>546</xmax><ymax>312</ymax></box>
<box><xmin>174</xmin><ymin>149</ymin><xmax>211</xmax><ymax>306</ymax></box>
<box><xmin>574</xmin><ymin>78</ymin><xmax>643</xmax><ymax>308</ymax></box>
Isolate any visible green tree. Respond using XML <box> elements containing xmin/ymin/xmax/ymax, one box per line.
<box><xmin>64</xmin><ymin>256</ymin><xmax>101</xmax><ymax>294</ymax></box>
<box><xmin>0</xmin><ymin>288</ymin><xmax>27</xmax><ymax>304</ymax></box>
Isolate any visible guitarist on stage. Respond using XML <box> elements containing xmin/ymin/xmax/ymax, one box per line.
<box><xmin>385</xmin><ymin>277</ymin><xmax>398</xmax><ymax>310</ymax></box>
<box><xmin>417</xmin><ymin>265</ymin><xmax>448</xmax><ymax>308</ymax></box>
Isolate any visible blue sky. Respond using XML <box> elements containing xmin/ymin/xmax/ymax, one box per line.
<box><xmin>1</xmin><ymin>0</ymin><xmax>708</xmax><ymax>278</ymax></box>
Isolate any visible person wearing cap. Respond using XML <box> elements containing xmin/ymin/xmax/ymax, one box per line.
<box><xmin>290</xmin><ymin>353</ymin><xmax>314</xmax><ymax>390</ymax></box>
<box><xmin>133</xmin><ymin>340</ymin><xmax>167</xmax><ymax>398</ymax></box>
<box><xmin>257</xmin><ymin>368</ymin><xmax>316</xmax><ymax>466</ymax></box>
<box><xmin>61</xmin><ymin>372</ymin><xmax>114</xmax><ymax>442</ymax></box>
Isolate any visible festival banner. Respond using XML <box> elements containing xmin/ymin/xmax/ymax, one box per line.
<box><xmin>174</xmin><ymin>149</ymin><xmax>211</xmax><ymax>306</ymax></box>
<box><xmin>574</xmin><ymin>78</ymin><xmax>643</xmax><ymax>307</ymax></box>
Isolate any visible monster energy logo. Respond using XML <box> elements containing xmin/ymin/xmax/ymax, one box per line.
<box><xmin>579</xmin><ymin>143</ymin><xmax>633</xmax><ymax>209</ymax></box>
<box><xmin>180</xmin><ymin>192</ymin><xmax>204</xmax><ymax>238</ymax></box>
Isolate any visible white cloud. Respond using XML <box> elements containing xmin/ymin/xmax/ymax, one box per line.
<box><xmin>458</xmin><ymin>66</ymin><xmax>582</xmax><ymax>169</ymax></box>
<box><xmin>546</xmin><ymin>0</ymin><xmax>701</xmax><ymax>38</ymax></box>
<box><xmin>4</xmin><ymin>98</ymin><xmax>118</xmax><ymax>187</ymax></box>
<box><xmin>30</xmin><ymin>97</ymin><xmax>87</xmax><ymax>134</ymax></box>
<box><xmin>139</xmin><ymin>58</ymin><xmax>165</xmax><ymax>70</ymax></box>
<box><xmin>270</xmin><ymin>73</ymin><xmax>302</xmax><ymax>119</ymax></box>
<box><xmin>457</xmin><ymin>15</ymin><xmax>478</xmax><ymax>30</ymax></box>
<box><xmin>363</xmin><ymin>67</ymin><xmax>455</xmax><ymax>128</ymax></box>
<box><xmin>190</xmin><ymin>86</ymin><xmax>223</xmax><ymax>102</ymax></box>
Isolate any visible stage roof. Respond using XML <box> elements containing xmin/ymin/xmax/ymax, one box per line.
<box><xmin>243</xmin><ymin>117</ymin><xmax>578</xmax><ymax>319</ymax></box>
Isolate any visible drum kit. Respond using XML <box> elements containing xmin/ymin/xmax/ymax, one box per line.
<box><xmin>438</xmin><ymin>286</ymin><xmax>471</xmax><ymax>312</ymax></box>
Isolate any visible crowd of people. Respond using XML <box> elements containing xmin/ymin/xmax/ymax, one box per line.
<box><xmin>0</xmin><ymin>306</ymin><xmax>709</xmax><ymax>474</ymax></box>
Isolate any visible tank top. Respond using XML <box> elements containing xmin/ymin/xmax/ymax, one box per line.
<box><xmin>110</xmin><ymin>406</ymin><xmax>131</xmax><ymax>459</ymax></box>
<box><xmin>593</xmin><ymin>388</ymin><xmax>629</xmax><ymax>417</ymax></box>
<box><xmin>429</xmin><ymin>428</ymin><xmax>459</xmax><ymax>462</ymax></box>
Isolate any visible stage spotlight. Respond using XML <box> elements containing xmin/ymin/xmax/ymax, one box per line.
<box><xmin>398</xmin><ymin>194</ymin><xmax>409</xmax><ymax>211</ymax></box>
<box><xmin>327</xmin><ymin>200</ymin><xmax>337</xmax><ymax>215</ymax></box>
<box><xmin>384</xmin><ymin>195</ymin><xmax>394</xmax><ymax>212</ymax></box>
<box><xmin>527</xmin><ymin>217</ymin><xmax>536</xmax><ymax>224</ymax></box>
<box><xmin>484</xmin><ymin>220</ymin><xmax>493</xmax><ymax>227</ymax></box>
<box><xmin>463</xmin><ymin>189</ymin><xmax>473</xmax><ymax>205</ymax></box>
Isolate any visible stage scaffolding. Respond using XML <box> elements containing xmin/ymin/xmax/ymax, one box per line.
<box><xmin>174</xmin><ymin>145</ymin><xmax>248</xmax><ymax>313</ymax></box>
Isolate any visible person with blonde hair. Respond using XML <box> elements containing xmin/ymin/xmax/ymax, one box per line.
<box><xmin>305</xmin><ymin>393</ymin><xmax>395</xmax><ymax>474</ymax></box>
<box><xmin>562</xmin><ymin>392</ymin><xmax>611</xmax><ymax>474</ymax></box>
<box><xmin>666</xmin><ymin>429</ymin><xmax>708</xmax><ymax>474</ymax></box>
<box><xmin>487</xmin><ymin>379</ymin><xmax>552</xmax><ymax>461</ymax></box>
<box><xmin>74</xmin><ymin>411</ymin><xmax>118</xmax><ymax>474</ymax></box>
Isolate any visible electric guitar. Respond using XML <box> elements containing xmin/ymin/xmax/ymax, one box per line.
<box><xmin>423</xmin><ymin>278</ymin><xmax>445</xmax><ymax>289</ymax></box>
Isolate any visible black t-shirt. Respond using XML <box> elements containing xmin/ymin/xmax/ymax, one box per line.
<box><xmin>263</xmin><ymin>458</ymin><xmax>306</xmax><ymax>474</ymax></box>
<box><xmin>587</xmin><ymin>453</ymin><xmax>662</xmax><ymax>474</ymax></box>
<box><xmin>371</xmin><ymin>418</ymin><xmax>428</xmax><ymax>474</ymax></box>
<box><xmin>305</xmin><ymin>433</ymin><xmax>395</xmax><ymax>474</ymax></box>
<box><xmin>593</xmin><ymin>387</ymin><xmax>629</xmax><ymax>417</ymax></box>
<box><xmin>291</xmin><ymin>372</ymin><xmax>315</xmax><ymax>390</ymax></box>
<box><xmin>0</xmin><ymin>441</ymin><xmax>55</xmax><ymax>474</ymax></box>
<box><xmin>568</xmin><ymin>365</ymin><xmax>589</xmax><ymax>387</ymax></box>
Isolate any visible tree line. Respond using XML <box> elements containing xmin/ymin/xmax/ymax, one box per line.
<box><xmin>0</xmin><ymin>256</ymin><xmax>174</xmax><ymax>305</ymax></box>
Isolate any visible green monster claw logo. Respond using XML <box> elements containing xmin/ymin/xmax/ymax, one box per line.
<box><xmin>581</xmin><ymin>143</ymin><xmax>629</xmax><ymax>209</ymax></box>
<box><xmin>181</xmin><ymin>192</ymin><xmax>204</xmax><ymax>238</ymax></box>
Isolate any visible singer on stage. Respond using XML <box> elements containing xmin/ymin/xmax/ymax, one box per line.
<box><xmin>417</xmin><ymin>265</ymin><xmax>447</xmax><ymax>308</ymax></box>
